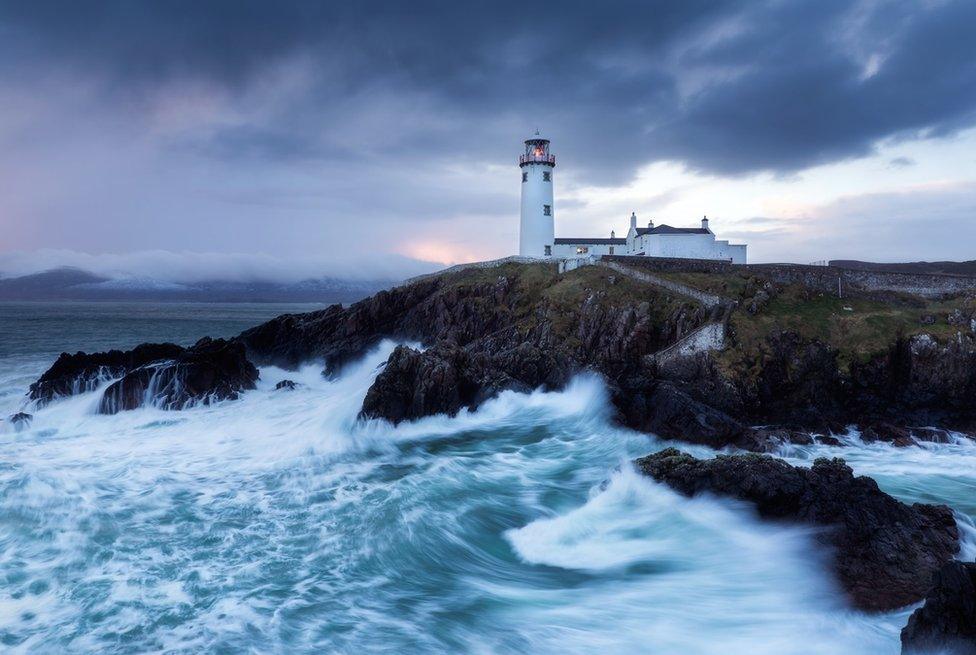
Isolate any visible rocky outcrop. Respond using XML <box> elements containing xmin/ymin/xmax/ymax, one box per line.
<box><xmin>634</xmin><ymin>448</ymin><xmax>959</xmax><ymax>611</ymax></box>
<box><xmin>902</xmin><ymin>560</ymin><xmax>976</xmax><ymax>654</ymax></box>
<box><xmin>3</xmin><ymin>412</ymin><xmax>33</xmax><ymax>432</ymax></box>
<box><xmin>611</xmin><ymin>378</ymin><xmax>755</xmax><ymax>449</ymax></box>
<box><xmin>29</xmin><ymin>338</ymin><xmax>257</xmax><ymax>414</ymax></box>
<box><xmin>29</xmin><ymin>343</ymin><xmax>184</xmax><ymax>405</ymax></box>
<box><xmin>31</xmin><ymin>262</ymin><xmax>976</xmax><ymax>448</ymax></box>
<box><xmin>241</xmin><ymin>264</ymin><xmax>710</xmax><ymax>428</ymax></box>
<box><xmin>234</xmin><ymin>263</ymin><xmax>976</xmax><ymax>446</ymax></box>
<box><xmin>659</xmin><ymin>327</ymin><xmax>976</xmax><ymax>442</ymax></box>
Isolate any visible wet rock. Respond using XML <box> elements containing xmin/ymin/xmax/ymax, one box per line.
<box><xmin>860</xmin><ymin>421</ymin><xmax>915</xmax><ymax>447</ymax></box>
<box><xmin>274</xmin><ymin>379</ymin><xmax>299</xmax><ymax>391</ymax></box>
<box><xmin>29</xmin><ymin>339</ymin><xmax>257</xmax><ymax>414</ymax></box>
<box><xmin>912</xmin><ymin>427</ymin><xmax>956</xmax><ymax>444</ymax></box>
<box><xmin>613</xmin><ymin>379</ymin><xmax>754</xmax><ymax>449</ymax></box>
<box><xmin>29</xmin><ymin>343</ymin><xmax>184</xmax><ymax>405</ymax></box>
<box><xmin>635</xmin><ymin>448</ymin><xmax>959</xmax><ymax>611</ymax></box>
<box><xmin>750</xmin><ymin>427</ymin><xmax>815</xmax><ymax>450</ymax></box>
<box><xmin>901</xmin><ymin>561</ymin><xmax>976</xmax><ymax>655</ymax></box>
<box><xmin>816</xmin><ymin>434</ymin><xmax>843</xmax><ymax>446</ymax></box>
<box><xmin>97</xmin><ymin>338</ymin><xmax>258</xmax><ymax>414</ymax></box>
<box><xmin>8</xmin><ymin>412</ymin><xmax>32</xmax><ymax>431</ymax></box>
<box><xmin>360</xmin><ymin>345</ymin><xmax>473</xmax><ymax>423</ymax></box>
<box><xmin>359</xmin><ymin>340</ymin><xmax>566</xmax><ymax>424</ymax></box>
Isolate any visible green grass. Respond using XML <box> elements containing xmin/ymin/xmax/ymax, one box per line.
<box><xmin>431</xmin><ymin>262</ymin><xmax>974</xmax><ymax>373</ymax></box>
<box><xmin>726</xmin><ymin>284</ymin><xmax>972</xmax><ymax>372</ymax></box>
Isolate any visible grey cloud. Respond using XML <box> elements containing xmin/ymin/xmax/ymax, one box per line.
<box><xmin>4</xmin><ymin>1</ymin><xmax>972</xmax><ymax>180</ymax></box>
<box><xmin>1</xmin><ymin>1</ymin><xmax>974</xmax><ymax>265</ymax></box>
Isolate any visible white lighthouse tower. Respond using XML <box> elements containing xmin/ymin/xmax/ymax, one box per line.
<box><xmin>518</xmin><ymin>132</ymin><xmax>555</xmax><ymax>257</ymax></box>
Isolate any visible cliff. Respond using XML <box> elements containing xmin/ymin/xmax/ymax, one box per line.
<box><xmin>235</xmin><ymin>259</ymin><xmax>976</xmax><ymax>448</ymax></box>
<box><xmin>29</xmin><ymin>258</ymin><xmax>976</xmax><ymax>447</ymax></box>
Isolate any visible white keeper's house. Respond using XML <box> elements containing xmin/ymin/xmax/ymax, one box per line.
<box><xmin>517</xmin><ymin>133</ymin><xmax>747</xmax><ymax>264</ymax></box>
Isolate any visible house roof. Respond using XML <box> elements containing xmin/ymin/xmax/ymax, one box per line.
<box><xmin>635</xmin><ymin>224</ymin><xmax>710</xmax><ymax>236</ymax></box>
<box><xmin>554</xmin><ymin>238</ymin><xmax>627</xmax><ymax>245</ymax></box>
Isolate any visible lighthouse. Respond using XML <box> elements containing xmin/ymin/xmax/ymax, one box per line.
<box><xmin>518</xmin><ymin>132</ymin><xmax>555</xmax><ymax>257</ymax></box>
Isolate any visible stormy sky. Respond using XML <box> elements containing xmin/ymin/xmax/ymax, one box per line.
<box><xmin>1</xmin><ymin>0</ymin><xmax>974</xmax><ymax>280</ymax></box>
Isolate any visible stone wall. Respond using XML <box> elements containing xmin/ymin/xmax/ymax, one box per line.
<box><xmin>601</xmin><ymin>256</ymin><xmax>976</xmax><ymax>299</ymax></box>
<box><xmin>598</xmin><ymin>260</ymin><xmax>728</xmax><ymax>308</ymax></box>
<box><xmin>649</xmin><ymin>322</ymin><xmax>726</xmax><ymax>366</ymax></box>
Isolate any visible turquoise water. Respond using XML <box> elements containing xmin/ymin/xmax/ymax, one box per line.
<box><xmin>0</xmin><ymin>302</ymin><xmax>973</xmax><ymax>653</ymax></box>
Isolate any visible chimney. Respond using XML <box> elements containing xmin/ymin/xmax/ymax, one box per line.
<box><xmin>701</xmin><ymin>215</ymin><xmax>710</xmax><ymax>231</ymax></box>
<box><xmin>629</xmin><ymin>212</ymin><xmax>637</xmax><ymax>229</ymax></box>
<box><xmin>610</xmin><ymin>229</ymin><xmax>615</xmax><ymax>238</ymax></box>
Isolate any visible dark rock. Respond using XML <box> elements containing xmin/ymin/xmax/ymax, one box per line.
<box><xmin>7</xmin><ymin>412</ymin><xmax>33</xmax><ymax>431</ymax></box>
<box><xmin>901</xmin><ymin>560</ymin><xmax>976</xmax><ymax>655</ymax></box>
<box><xmin>359</xmin><ymin>340</ymin><xmax>566</xmax><ymax>424</ymax></box>
<box><xmin>28</xmin><ymin>339</ymin><xmax>257</xmax><ymax>414</ymax></box>
<box><xmin>360</xmin><ymin>345</ymin><xmax>474</xmax><ymax>423</ymax></box>
<box><xmin>274</xmin><ymin>379</ymin><xmax>299</xmax><ymax>390</ymax></box>
<box><xmin>613</xmin><ymin>379</ymin><xmax>755</xmax><ymax>449</ymax></box>
<box><xmin>913</xmin><ymin>427</ymin><xmax>956</xmax><ymax>444</ymax></box>
<box><xmin>860</xmin><ymin>421</ymin><xmax>915</xmax><ymax>447</ymax></box>
<box><xmin>751</xmin><ymin>427</ymin><xmax>815</xmax><ymax>450</ymax></box>
<box><xmin>97</xmin><ymin>338</ymin><xmax>258</xmax><ymax>414</ymax></box>
<box><xmin>635</xmin><ymin>448</ymin><xmax>959</xmax><ymax>611</ymax></box>
<box><xmin>920</xmin><ymin>314</ymin><xmax>937</xmax><ymax>325</ymax></box>
<box><xmin>29</xmin><ymin>343</ymin><xmax>184</xmax><ymax>405</ymax></box>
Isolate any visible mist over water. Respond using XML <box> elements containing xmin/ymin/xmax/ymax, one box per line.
<box><xmin>1</xmin><ymin>303</ymin><xmax>974</xmax><ymax>653</ymax></box>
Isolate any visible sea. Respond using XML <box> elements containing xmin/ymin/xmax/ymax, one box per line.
<box><xmin>1</xmin><ymin>301</ymin><xmax>975</xmax><ymax>654</ymax></box>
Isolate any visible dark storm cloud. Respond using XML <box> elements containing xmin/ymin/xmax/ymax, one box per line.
<box><xmin>5</xmin><ymin>0</ymin><xmax>971</xmax><ymax>180</ymax></box>
<box><xmin>0</xmin><ymin>0</ymin><xmax>974</xmax><ymax>272</ymax></box>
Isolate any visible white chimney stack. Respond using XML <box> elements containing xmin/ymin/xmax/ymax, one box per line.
<box><xmin>701</xmin><ymin>215</ymin><xmax>710</xmax><ymax>232</ymax></box>
<box><xmin>629</xmin><ymin>212</ymin><xmax>637</xmax><ymax>230</ymax></box>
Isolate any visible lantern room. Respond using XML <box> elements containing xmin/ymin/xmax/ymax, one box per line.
<box><xmin>519</xmin><ymin>135</ymin><xmax>556</xmax><ymax>167</ymax></box>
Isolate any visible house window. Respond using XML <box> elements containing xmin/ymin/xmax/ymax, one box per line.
<box><xmin>543</xmin><ymin>204</ymin><xmax>551</xmax><ymax>216</ymax></box>
<box><xmin>576</xmin><ymin>246</ymin><xmax>589</xmax><ymax>254</ymax></box>
<box><xmin>609</xmin><ymin>246</ymin><xmax>614</xmax><ymax>254</ymax></box>
<box><xmin>543</xmin><ymin>171</ymin><xmax>551</xmax><ymax>182</ymax></box>
<box><xmin>522</xmin><ymin>172</ymin><xmax>527</xmax><ymax>182</ymax></box>
<box><xmin>544</xmin><ymin>245</ymin><xmax>551</xmax><ymax>256</ymax></box>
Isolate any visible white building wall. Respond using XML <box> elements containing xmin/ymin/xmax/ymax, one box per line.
<box><xmin>519</xmin><ymin>163</ymin><xmax>555</xmax><ymax>257</ymax></box>
<box><xmin>625</xmin><ymin>233</ymin><xmax>747</xmax><ymax>262</ymax></box>
<box><xmin>551</xmin><ymin>242</ymin><xmax>623</xmax><ymax>258</ymax></box>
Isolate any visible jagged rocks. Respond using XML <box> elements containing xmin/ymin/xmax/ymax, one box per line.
<box><xmin>29</xmin><ymin>338</ymin><xmax>257</xmax><ymax>414</ymax></box>
<box><xmin>4</xmin><ymin>412</ymin><xmax>33</xmax><ymax>432</ymax></box>
<box><xmin>29</xmin><ymin>343</ymin><xmax>184</xmax><ymax>405</ymax></box>
<box><xmin>613</xmin><ymin>379</ymin><xmax>755</xmax><ymax>449</ymax></box>
<box><xmin>274</xmin><ymin>379</ymin><xmax>299</xmax><ymax>391</ymax></box>
<box><xmin>902</xmin><ymin>560</ymin><xmax>976</xmax><ymax>655</ymax></box>
<box><xmin>359</xmin><ymin>340</ymin><xmax>572</xmax><ymax>424</ymax></box>
<box><xmin>97</xmin><ymin>338</ymin><xmax>258</xmax><ymax>414</ymax></box>
<box><xmin>634</xmin><ymin>448</ymin><xmax>959</xmax><ymax>611</ymax></box>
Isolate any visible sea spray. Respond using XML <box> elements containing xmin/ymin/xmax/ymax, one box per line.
<box><xmin>2</xmin><ymin>306</ymin><xmax>976</xmax><ymax>653</ymax></box>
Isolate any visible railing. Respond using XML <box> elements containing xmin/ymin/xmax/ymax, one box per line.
<box><xmin>518</xmin><ymin>154</ymin><xmax>556</xmax><ymax>166</ymax></box>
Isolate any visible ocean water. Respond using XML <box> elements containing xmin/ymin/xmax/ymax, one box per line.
<box><xmin>1</xmin><ymin>302</ymin><xmax>975</xmax><ymax>654</ymax></box>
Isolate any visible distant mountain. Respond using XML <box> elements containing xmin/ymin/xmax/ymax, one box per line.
<box><xmin>0</xmin><ymin>266</ymin><xmax>393</xmax><ymax>303</ymax></box>
<box><xmin>830</xmin><ymin>260</ymin><xmax>976</xmax><ymax>276</ymax></box>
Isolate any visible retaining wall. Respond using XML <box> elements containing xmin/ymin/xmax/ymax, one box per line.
<box><xmin>601</xmin><ymin>256</ymin><xmax>976</xmax><ymax>299</ymax></box>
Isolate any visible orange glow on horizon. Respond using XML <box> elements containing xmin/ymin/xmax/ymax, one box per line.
<box><xmin>398</xmin><ymin>240</ymin><xmax>495</xmax><ymax>266</ymax></box>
